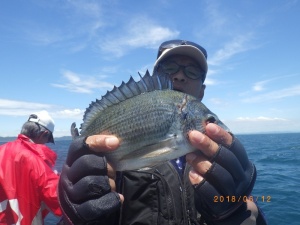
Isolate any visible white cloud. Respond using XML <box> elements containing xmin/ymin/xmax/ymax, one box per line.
<box><xmin>0</xmin><ymin>99</ymin><xmax>53</xmax><ymax>116</ymax></box>
<box><xmin>252</xmin><ymin>81</ymin><xmax>268</xmax><ymax>92</ymax></box>
<box><xmin>242</xmin><ymin>85</ymin><xmax>300</xmax><ymax>103</ymax></box>
<box><xmin>209</xmin><ymin>33</ymin><xmax>255</xmax><ymax>66</ymax></box>
<box><xmin>204</xmin><ymin>78</ymin><xmax>218</xmax><ymax>86</ymax></box>
<box><xmin>125</xmin><ymin>18</ymin><xmax>178</xmax><ymax>48</ymax></box>
<box><xmin>209</xmin><ymin>98</ymin><xmax>230</xmax><ymax>107</ymax></box>
<box><xmin>0</xmin><ymin>99</ymin><xmax>84</xmax><ymax>120</ymax></box>
<box><xmin>99</xmin><ymin>16</ymin><xmax>179</xmax><ymax>57</ymax></box>
<box><xmin>226</xmin><ymin>117</ymin><xmax>300</xmax><ymax>134</ymax></box>
<box><xmin>251</xmin><ymin>74</ymin><xmax>298</xmax><ymax>92</ymax></box>
<box><xmin>236</xmin><ymin>116</ymin><xmax>287</xmax><ymax>122</ymax></box>
<box><xmin>52</xmin><ymin>70</ymin><xmax>114</xmax><ymax>93</ymax></box>
<box><xmin>52</xmin><ymin>109</ymin><xmax>84</xmax><ymax>119</ymax></box>
<box><xmin>14</xmin><ymin>2</ymin><xmax>178</xmax><ymax>57</ymax></box>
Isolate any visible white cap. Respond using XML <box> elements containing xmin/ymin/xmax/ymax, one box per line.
<box><xmin>28</xmin><ymin>110</ymin><xmax>55</xmax><ymax>143</ymax></box>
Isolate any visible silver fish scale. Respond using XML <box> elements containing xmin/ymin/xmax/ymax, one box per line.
<box><xmin>82</xmin><ymin>90</ymin><xmax>183</xmax><ymax>146</ymax></box>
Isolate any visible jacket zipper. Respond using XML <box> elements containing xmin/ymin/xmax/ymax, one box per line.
<box><xmin>167</xmin><ymin>162</ymin><xmax>192</xmax><ymax>225</ymax></box>
<box><xmin>182</xmin><ymin>165</ymin><xmax>192</xmax><ymax>225</ymax></box>
<box><xmin>153</xmin><ymin>167</ymin><xmax>176</xmax><ymax>224</ymax></box>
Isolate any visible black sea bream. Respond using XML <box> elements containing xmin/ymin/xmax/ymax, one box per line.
<box><xmin>77</xmin><ymin>71</ymin><xmax>229</xmax><ymax>171</ymax></box>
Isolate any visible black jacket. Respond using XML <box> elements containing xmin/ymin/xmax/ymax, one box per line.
<box><xmin>116</xmin><ymin>161</ymin><xmax>206</xmax><ymax>225</ymax></box>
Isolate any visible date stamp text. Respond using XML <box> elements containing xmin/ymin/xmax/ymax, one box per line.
<box><xmin>214</xmin><ymin>195</ymin><xmax>271</xmax><ymax>203</ymax></box>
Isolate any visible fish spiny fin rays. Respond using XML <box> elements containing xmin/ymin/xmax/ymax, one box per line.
<box><xmin>80</xmin><ymin>71</ymin><xmax>173</xmax><ymax>132</ymax></box>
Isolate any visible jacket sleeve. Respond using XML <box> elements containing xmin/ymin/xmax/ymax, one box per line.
<box><xmin>29</xmin><ymin>153</ymin><xmax>62</xmax><ymax>216</ymax></box>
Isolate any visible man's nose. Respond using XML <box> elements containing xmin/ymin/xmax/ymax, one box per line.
<box><xmin>171</xmin><ymin>69</ymin><xmax>186</xmax><ymax>82</ymax></box>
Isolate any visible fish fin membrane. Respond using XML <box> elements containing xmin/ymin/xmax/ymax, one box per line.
<box><xmin>80</xmin><ymin>71</ymin><xmax>172</xmax><ymax>132</ymax></box>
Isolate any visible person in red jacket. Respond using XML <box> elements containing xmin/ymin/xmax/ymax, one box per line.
<box><xmin>0</xmin><ymin>111</ymin><xmax>62</xmax><ymax>225</ymax></box>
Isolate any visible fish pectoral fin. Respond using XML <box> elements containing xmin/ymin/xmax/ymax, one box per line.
<box><xmin>142</xmin><ymin>138</ymin><xmax>177</xmax><ymax>158</ymax></box>
<box><xmin>121</xmin><ymin>138</ymin><xmax>176</xmax><ymax>160</ymax></box>
<box><xmin>141</xmin><ymin>146</ymin><xmax>173</xmax><ymax>159</ymax></box>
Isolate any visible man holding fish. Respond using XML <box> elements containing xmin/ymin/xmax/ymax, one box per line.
<box><xmin>58</xmin><ymin>40</ymin><xmax>267</xmax><ymax>225</ymax></box>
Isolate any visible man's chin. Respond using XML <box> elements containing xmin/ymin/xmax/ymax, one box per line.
<box><xmin>173</xmin><ymin>86</ymin><xmax>184</xmax><ymax>93</ymax></box>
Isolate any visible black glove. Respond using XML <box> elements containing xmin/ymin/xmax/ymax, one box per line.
<box><xmin>58</xmin><ymin>135</ymin><xmax>121</xmax><ymax>225</ymax></box>
<box><xmin>194</xmin><ymin>135</ymin><xmax>258</xmax><ymax>224</ymax></box>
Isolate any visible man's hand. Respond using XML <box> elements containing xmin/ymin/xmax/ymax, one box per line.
<box><xmin>186</xmin><ymin>123</ymin><xmax>258</xmax><ymax>224</ymax></box>
<box><xmin>58</xmin><ymin>134</ymin><xmax>124</xmax><ymax>225</ymax></box>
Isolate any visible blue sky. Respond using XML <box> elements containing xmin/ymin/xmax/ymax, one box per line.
<box><xmin>1</xmin><ymin>0</ymin><xmax>300</xmax><ymax>137</ymax></box>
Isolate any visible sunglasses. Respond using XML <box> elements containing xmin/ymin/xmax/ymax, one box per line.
<box><xmin>158</xmin><ymin>61</ymin><xmax>205</xmax><ymax>81</ymax></box>
<box><xmin>157</xmin><ymin>39</ymin><xmax>207</xmax><ymax>59</ymax></box>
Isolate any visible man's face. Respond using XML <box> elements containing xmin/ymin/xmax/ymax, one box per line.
<box><xmin>34</xmin><ymin>130</ymin><xmax>51</xmax><ymax>144</ymax></box>
<box><xmin>157</xmin><ymin>55</ymin><xmax>206</xmax><ymax>100</ymax></box>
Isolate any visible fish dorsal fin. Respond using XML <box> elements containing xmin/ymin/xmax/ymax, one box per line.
<box><xmin>80</xmin><ymin>71</ymin><xmax>172</xmax><ymax>132</ymax></box>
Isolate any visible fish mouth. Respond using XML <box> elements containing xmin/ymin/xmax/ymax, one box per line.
<box><xmin>205</xmin><ymin>115</ymin><xmax>217</xmax><ymax>124</ymax></box>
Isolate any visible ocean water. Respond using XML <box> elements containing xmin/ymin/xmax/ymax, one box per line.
<box><xmin>3</xmin><ymin>133</ymin><xmax>300</xmax><ymax>224</ymax></box>
<box><xmin>237</xmin><ymin>133</ymin><xmax>300</xmax><ymax>224</ymax></box>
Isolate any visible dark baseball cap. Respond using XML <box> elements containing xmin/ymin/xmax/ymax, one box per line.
<box><xmin>154</xmin><ymin>40</ymin><xmax>208</xmax><ymax>81</ymax></box>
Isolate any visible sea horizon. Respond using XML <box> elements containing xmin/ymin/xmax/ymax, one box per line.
<box><xmin>1</xmin><ymin>130</ymin><xmax>300</xmax><ymax>142</ymax></box>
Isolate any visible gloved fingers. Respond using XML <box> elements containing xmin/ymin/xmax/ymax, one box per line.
<box><xmin>228</xmin><ymin>136</ymin><xmax>249</xmax><ymax>170</ymax></box>
<box><xmin>190</xmin><ymin>123</ymin><xmax>258</xmax><ymax>222</ymax></box>
<box><xmin>237</xmin><ymin>162</ymin><xmax>257</xmax><ymax>196</ymax></box>
<box><xmin>70</xmin><ymin>122</ymin><xmax>80</xmax><ymax>139</ymax></box>
<box><xmin>68</xmin><ymin>154</ymin><xmax>108</xmax><ymax>183</ymax></box>
<box><xmin>194</xmin><ymin>179</ymin><xmax>234</xmax><ymax>220</ymax></box>
<box><xmin>189</xmin><ymin>129</ymin><xmax>248</xmax><ymax>178</ymax></box>
<box><xmin>212</xmin><ymin>145</ymin><xmax>246</xmax><ymax>182</ymax></box>
<box><xmin>187</xmin><ymin>136</ymin><xmax>256</xmax><ymax>197</ymax></box>
<box><xmin>213</xmin><ymin>145</ymin><xmax>256</xmax><ymax>195</ymax></box>
<box><xmin>205</xmin><ymin>162</ymin><xmax>236</xmax><ymax>196</ymax></box>
<box><xmin>76</xmin><ymin>192</ymin><xmax>121</xmax><ymax>221</ymax></box>
<box><xmin>66</xmin><ymin>135</ymin><xmax>120</xmax><ymax>166</ymax></box>
<box><xmin>223</xmin><ymin>137</ymin><xmax>257</xmax><ymax>196</ymax></box>
<box><xmin>189</xmin><ymin>169</ymin><xmax>204</xmax><ymax>185</ymax></box>
<box><xmin>210</xmin><ymin>201</ymin><xmax>260</xmax><ymax>225</ymax></box>
<box><xmin>204</xmin><ymin>123</ymin><xmax>249</xmax><ymax>170</ymax></box>
<box><xmin>63</xmin><ymin>175</ymin><xmax>112</xmax><ymax>203</ymax></box>
<box><xmin>66</xmin><ymin>136</ymin><xmax>92</xmax><ymax>166</ymax></box>
<box><xmin>187</xmin><ymin>153</ymin><xmax>236</xmax><ymax>196</ymax></box>
<box><xmin>186</xmin><ymin>152</ymin><xmax>211</xmax><ymax>175</ymax></box>
<box><xmin>203</xmin><ymin>125</ymin><xmax>256</xmax><ymax>195</ymax></box>
<box><xmin>210</xmin><ymin>146</ymin><xmax>256</xmax><ymax>197</ymax></box>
